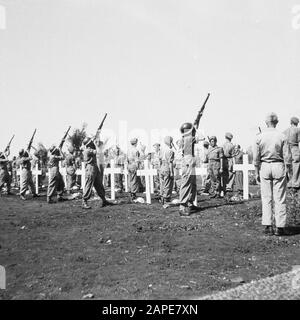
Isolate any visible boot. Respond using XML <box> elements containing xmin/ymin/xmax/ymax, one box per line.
<box><xmin>20</xmin><ymin>195</ymin><xmax>27</xmax><ymax>201</ymax></box>
<box><xmin>264</xmin><ymin>226</ymin><xmax>274</xmax><ymax>236</ymax></box>
<box><xmin>47</xmin><ymin>197</ymin><xmax>55</xmax><ymax>204</ymax></box>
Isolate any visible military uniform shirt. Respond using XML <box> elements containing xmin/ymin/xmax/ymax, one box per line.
<box><xmin>283</xmin><ymin>127</ymin><xmax>300</xmax><ymax>146</ymax></box>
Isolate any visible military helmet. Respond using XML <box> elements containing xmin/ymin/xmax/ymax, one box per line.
<box><xmin>180</xmin><ymin>122</ymin><xmax>193</xmax><ymax>134</ymax></box>
<box><xmin>291</xmin><ymin>117</ymin><xmax>299</xmax><ymax>125</ymax></box>
<box><xmin>49</xmin><ymin>145</ymin><xmax>57</xmax><ymax>154</ymax></box>
<box><xmin>19</xmin><ymin>148</ymin><xmax>25</xmax><ymax>156</ymax></box>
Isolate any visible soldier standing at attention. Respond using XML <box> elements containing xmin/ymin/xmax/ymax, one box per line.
<box><xmin>151</xmin><ymin>143</ymin><xmax>162</xmax><ymax>195</ymax></box>
<box><xmin>47</xmin><ymin>145</ymin><xmax>65</xmax><ymax>203</ymax></box>
<box><xmin>0</xmin><ymin>150</ymin><xmax>12</xmax><ymax>195</ymax></box>
<box><xmin>204</xmin><ymin>136</ymin><xmax>224</xmax><ymax>198</ymax></box>
<box><xmin>18</xmin><ymin>149</ymin><xmax>39</xmax><ymax>200</ymax></box>
<box><xmin>233</xmin><ymin>145</ymin><xmax>244</xmax><ymax>196</ymax></box>
<box><xmin>127</xmin><ymin>138</ymin><xmax>141</xmax><ymax>201</ymax></box>
<box><xmin>160</xmin><ymin>136</ymin><xmax>175</xmax><ymax>208</ymax></box>
<box><xmin>81</xmin><ymin>137</ymin><xmax>112</xmax><ymax>209</ymax></box>
<box><xmin>283</xmin><ymin>117</ymin><xmax>300</xmax><ymax>191</ymax></box>
<box><xmin>253</xmin><ymin>113</ymin><xmax>291</xmax><ymax>236</ymax></box>
<box><xmin>222</xmin><ymin>132</ymin><xmax>235</xmax><ymax>194</ymax></box>
<box><xmin>114</xmin><ymin>146</ymin><xmax>125</xmax><ymax>192</ymax></box>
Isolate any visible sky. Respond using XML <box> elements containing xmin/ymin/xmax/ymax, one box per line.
<box><xmin>0</xmin><ymin>0</ymin><xmax>299</xmax><ymax>154</ymax></box>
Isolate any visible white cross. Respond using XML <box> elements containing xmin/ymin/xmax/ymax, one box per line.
<box><xmin>104</xmin><ymin>159</ymin><xmax>122</xmax><ymax>200</ymax></box>
<box><xmin>233</xmin><ymin>154</ymin><xmax>255</xmax><ymax>200</ymax></box>
<box><xmin>32</xmin><ymin>163</ymin><xmax>42</xmax><ymax>195</ymax></box>
<box><xmin>137</xmin><ymin>160</ymin><xmax>157</xmax><ymax>204</ymax></box>
<box><xmin>17</xmin><ymin>163</ymin><xmax>42</xmax><ymax>195</ymax></box>
<box><xmin>123</xmin><ymin>163</ymin><xmax>129</xmax><ymax>193</ymax></box>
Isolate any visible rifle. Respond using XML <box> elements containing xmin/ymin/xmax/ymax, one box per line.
<box><xmin>4</xmin><ymin>135</ymin><xmax>15</xmax><ymax>153</ymax></box>
<box><xmin>27</xmin><ymin>129</ymin><xmax>37</xmax><ymax>152</ymax></box>
<box><xmin>95</xmin><ymin>113</ymin><xmax>107</xmax><ymax>136</ymax></box>
<box><xmin>58</xmin><ymin>126</ymin><xmax>71</xmax><ymax>150</ymax></box>
<box><xmin>194</xmin><ymin>93</ymin><xmax>210</xmax><ymax>129</ymax></box>
<box><xmin>258</xmin><ymin>127</ymin><xmax>262</xmax><ymax>133</ymax></box>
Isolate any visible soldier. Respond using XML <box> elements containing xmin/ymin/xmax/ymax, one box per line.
<box><xmin>0</xmin><ymin>151</ymin><xmax>12</xmax><ymax>195</ymax></box>
<box><xmin>253</xmin><ymin>113</ymin><xmax>291</xmax><ymax>236</ymax></box>
<box><xmin>202</xmin><ymin>140</ymin><xmax>211</xmax><ymax>194</ymax></box>
<box><xmin>178</xmin><ymin>123</ymin><xmax>198</xmax><ymax>216</ymax></box>
<box><xmin>65</xmin><ymin>145</ymin><xmax>77</xmax><ymax>194</ymax></box>
<box><xmin>204</xmin><ymin>137</ymin><xmax>224</xmax><ymax>198</ymax></box>
<box><xmin>11</xmin><ymin>156</ymin><xmax>19</xmax><ymax>188</ymax></box>
<box><xmin>127</xmin><ymin>138</ymin><xmax>142</xmax><ymax>201</ymax></box>
<box><xmin>283</xmin><ymin>117</ymin><xmax>300</xmax><ymax>191</ymax></box>
<box><xmin>47</xmin><ymin>145</ymin><xmax>65</xmax><ymax>203</ymax></box>
<box><xmin>222</xmin><ymin>132</ymin><xmax>235</xmax><ymax>194</ymax></box>
<box><xmin>151</xmin><ymin>143</ymin><xmax>162</xmax><ymax>195</ymax></box>
<box><xmin>233</xmin><ymin>145</ymin><xmax>244</xmax><ymax>196</ymax></box>
<box><xmin>114</xmin><ymin>146</ymin><xmax>125</xmax><ymax>192</ymax></box>
<box><xmin>160</xmin><ymin>136</ymin><xmax>175</xmax><ymax>207</ymax></box>
<box><xmin>173</xmin><ymin>139</ymin><xmax>183</xmax><ymax>194</ymax></box>
<box><xmin>18</xmin><ymin>149</ymin><xmax>39</xmax><ymax>200</ymax></box>
<box><xmin>81</xmin><ymin>137</ymin><xmax>112</xmax><ymax>209</ymax></box>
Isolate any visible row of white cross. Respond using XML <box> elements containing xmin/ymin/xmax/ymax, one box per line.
<box><xmin>17</xmin><ymin>155</ymin><xmax>254</xmax><ymax>204</ymax></box>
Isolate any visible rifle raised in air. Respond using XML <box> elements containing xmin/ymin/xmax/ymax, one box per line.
<box><xmin>27</xmin><ymin>129</ymin><xmax>37</xmax><ymax>152</ymax></box>
<box><xmin>58</xmin><ymin>126</ymin><xmax>71</xmax><ymax>150</ymax></box>
<box><xmin>4</xmin><ymin>135</ymin><xmax>15</xmax><ymax>153</ymax></box>
<box><xmin>194</xmin><ymin>93</ymin><xmax>210</xmax><ymax>129</ymax></box>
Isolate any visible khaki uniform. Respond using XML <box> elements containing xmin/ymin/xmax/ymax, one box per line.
<box><xmin>283</xmin><ymin>126</ymin><xmax>300</xmax><ymax>188</ymax></box>
<box><xmin>151</xmin><ymin>150</ymin><xmax>162</xmax><ymax>194</ymax></box>
<box><xmin>174</xmin><ymin>148</ymin><xmax>183</xmax><ymax>193</ymax></box>
<box><xmin>160</xmin><ymin>148</ymin><xmax>175</xmax><ymax>201</ymax></box>
<box><xmin>18</xmin><ymin>155</ymin><xmax>36</xmax><ymax>196</ymax></box>
<box><xmin>233</xmin><ymin>151</ymin><xmax>244</xmax><ymax>194</ymax></box>
<box><xmin>127</xmin><ymin>146</ymin><xmax>142</xmax><ymax>196</ymax></box>
<box><xmin>205</xmin><ymin>146</ymin><xmax>224</xmax><ymax>196</ymax></box>
<box><xmin>47</xmin><ymin>153</ymin><xmax>65</xmax><ymax>199</ymax></box>
<box><xmin>115</xmin><ymin>154</ymin><xmax>125</xmax><ymax>191</ymax></box>
<box><xmin>179</xmin><ymin>154</ymin><xmax>197</xmax><ymax>206</ymax></box>
<box><xmin>65</xmin><ymin>154</ymin><xmax>76</xmax><ymax>192</ymax></box>
<box><xmin>0</xmin><ymin>155</ymin><xmax>11</xmax><ymax>193</ymax></box>
<box><xmin>254</xmin><ymin>128</ymin><xmax>290</xmax><ymax>228</ymax></box>
<box><xmin>222</xmin><ymin>141</ymin><xmax>235</xmax><ymax>192</ymax></box>
<box><xmin>82</xmin><ymin>147</ymin><xmax>106</xmax><ymax>201</ymax></box>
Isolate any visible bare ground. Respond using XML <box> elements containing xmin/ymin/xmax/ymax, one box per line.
<box><xmin>0</xmin><ymin>189</ymin><xmax>300</xmax><ymax>300</ymax></box>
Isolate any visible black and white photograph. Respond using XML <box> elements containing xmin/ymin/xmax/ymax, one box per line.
<box><xmin>0</xmin><ymin>0</ymin><xmax>300</xmax><ymax>305</ymax></box>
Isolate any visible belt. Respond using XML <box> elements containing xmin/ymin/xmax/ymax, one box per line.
<box><xmin>261</xmin><ymin>160</ymin><xmax>284</xmax><ymax>163</ymax></box>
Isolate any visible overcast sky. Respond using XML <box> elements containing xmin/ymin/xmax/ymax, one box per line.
<box><xmin>1</xmin><ymin>0</ymin><xmax>299</xmax><ymax>154</ymax></box>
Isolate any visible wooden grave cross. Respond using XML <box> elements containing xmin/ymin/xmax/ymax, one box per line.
<box><xmin>233</xmin><ymin>154</ymin><xmax>255</xmax><ymax>200</ymax></box>
<box><xmin>137</xmin><ymin>159</ymin><xmax>157</xmax><ymax>204</ymax></box>
<box><xmin>104</xmin><ymin>159</ymin><xmax>122</xmax><ymax>200</ymax></box>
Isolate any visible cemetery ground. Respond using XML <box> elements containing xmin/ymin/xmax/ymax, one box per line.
<box><xmin>0</xmin><ymin>187</ymin><xmax>300</xmax><ymax>300</ymax></box>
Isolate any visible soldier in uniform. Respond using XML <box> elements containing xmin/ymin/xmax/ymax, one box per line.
<box><xmin>127</xmin><ymin>138</ymin><xmax>142</xmax><ymax>201</ymax></box>
<box><xmin>114</xmin><ymin>146</ymin><xmax>125</xmax><ymax>192</ymax></box>
<box><xmin>151</xmin><ymin>143</ymin><xmax>162</xmax><ymax>195</ymax></box>
<box><xmin>233</xmin><ymin>145</ymin><xmax>244</xmax><ymax>195</ymax></box>
<box><xmin>204</xmin><ymin>136</ymin><xmax>224</xmax><ymax>198</ymax></box>
<box><xmin>173</xmin><ymin>139</ymin><xmax>183</xmax><ymax>194</ymax></box>
<box><xmin>178</xmin><ymin>123</ymin><xmax>198</xmax><ymax>216</ymax></box>
<box><xmin>11</xmin><ymin>156</ymin><xmax>19</xmax><ymax>188</ymax></box>
<box><xmin>222</xmin><ymin>132</ymin><xmax>235</xmax><ymax>194</ymax></box>
<box><xmin>47</xmin><ymin>145</ymin><xmax>65</xmax><ymax>203</ymax></box>
<box><xmin>0</xmin><ymin>151</ymin><xmax>12</xmax><ymax>195</ymax></box>
<box><xmin>65</xmin><ymin>145</ymin><xmax>77</xmax><ymax>194</ymax></box>
<box><xmin>81</xmin><ymin>137</ymin><xmax>112</xmax><ymax>209</ymax></box>
<box><xmin>283</xmin><ymin>117</ymin><xmax>300</xmax><ymax>191</ymax></box>
<box><xmin>18</xmin><ymin>149</ymin><xmax>39</xmax><ymax>200</ymax></box>
<box><xmin>253</xmin><ymin>113</ymin><xmax>291</xmax><ymax>236</ymax></box>
<box><xmin>160</xmin><ymin>136</ymin><xmax>175</xmax><ymax>207</ymax></box>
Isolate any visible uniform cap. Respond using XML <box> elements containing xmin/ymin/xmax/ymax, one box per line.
<box><xmin>164</xmin><ymin>136</ymin><xmax>173</xmax><ymax>146</ymax></box>
<box><xmin>225</xmin><ymin>132</ymin><xmax>233</xmax><ymax>140</ymax></box>
<box><xmin>291</xmin><ymin>117</ymin><xmax>299</xmax><ymax>125</ymax></box>
<box><xmin>209</xmin><ymin>136</ymin><xmax>217</xmax><ymax>142</ymax></box>
<box><xmin>19</xmin><ymin>149</ymin><xmax>24</xmax><ymax>156</ymax></box>
<box><xmin>153</xmin><ymin>143</ymin><xmax>160</xmax><ymax>148</ymax></box>
<box><xmin>265</xmin><ymin>112</ymin><xmax>279</xmax><ymax>124</ymax></box>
